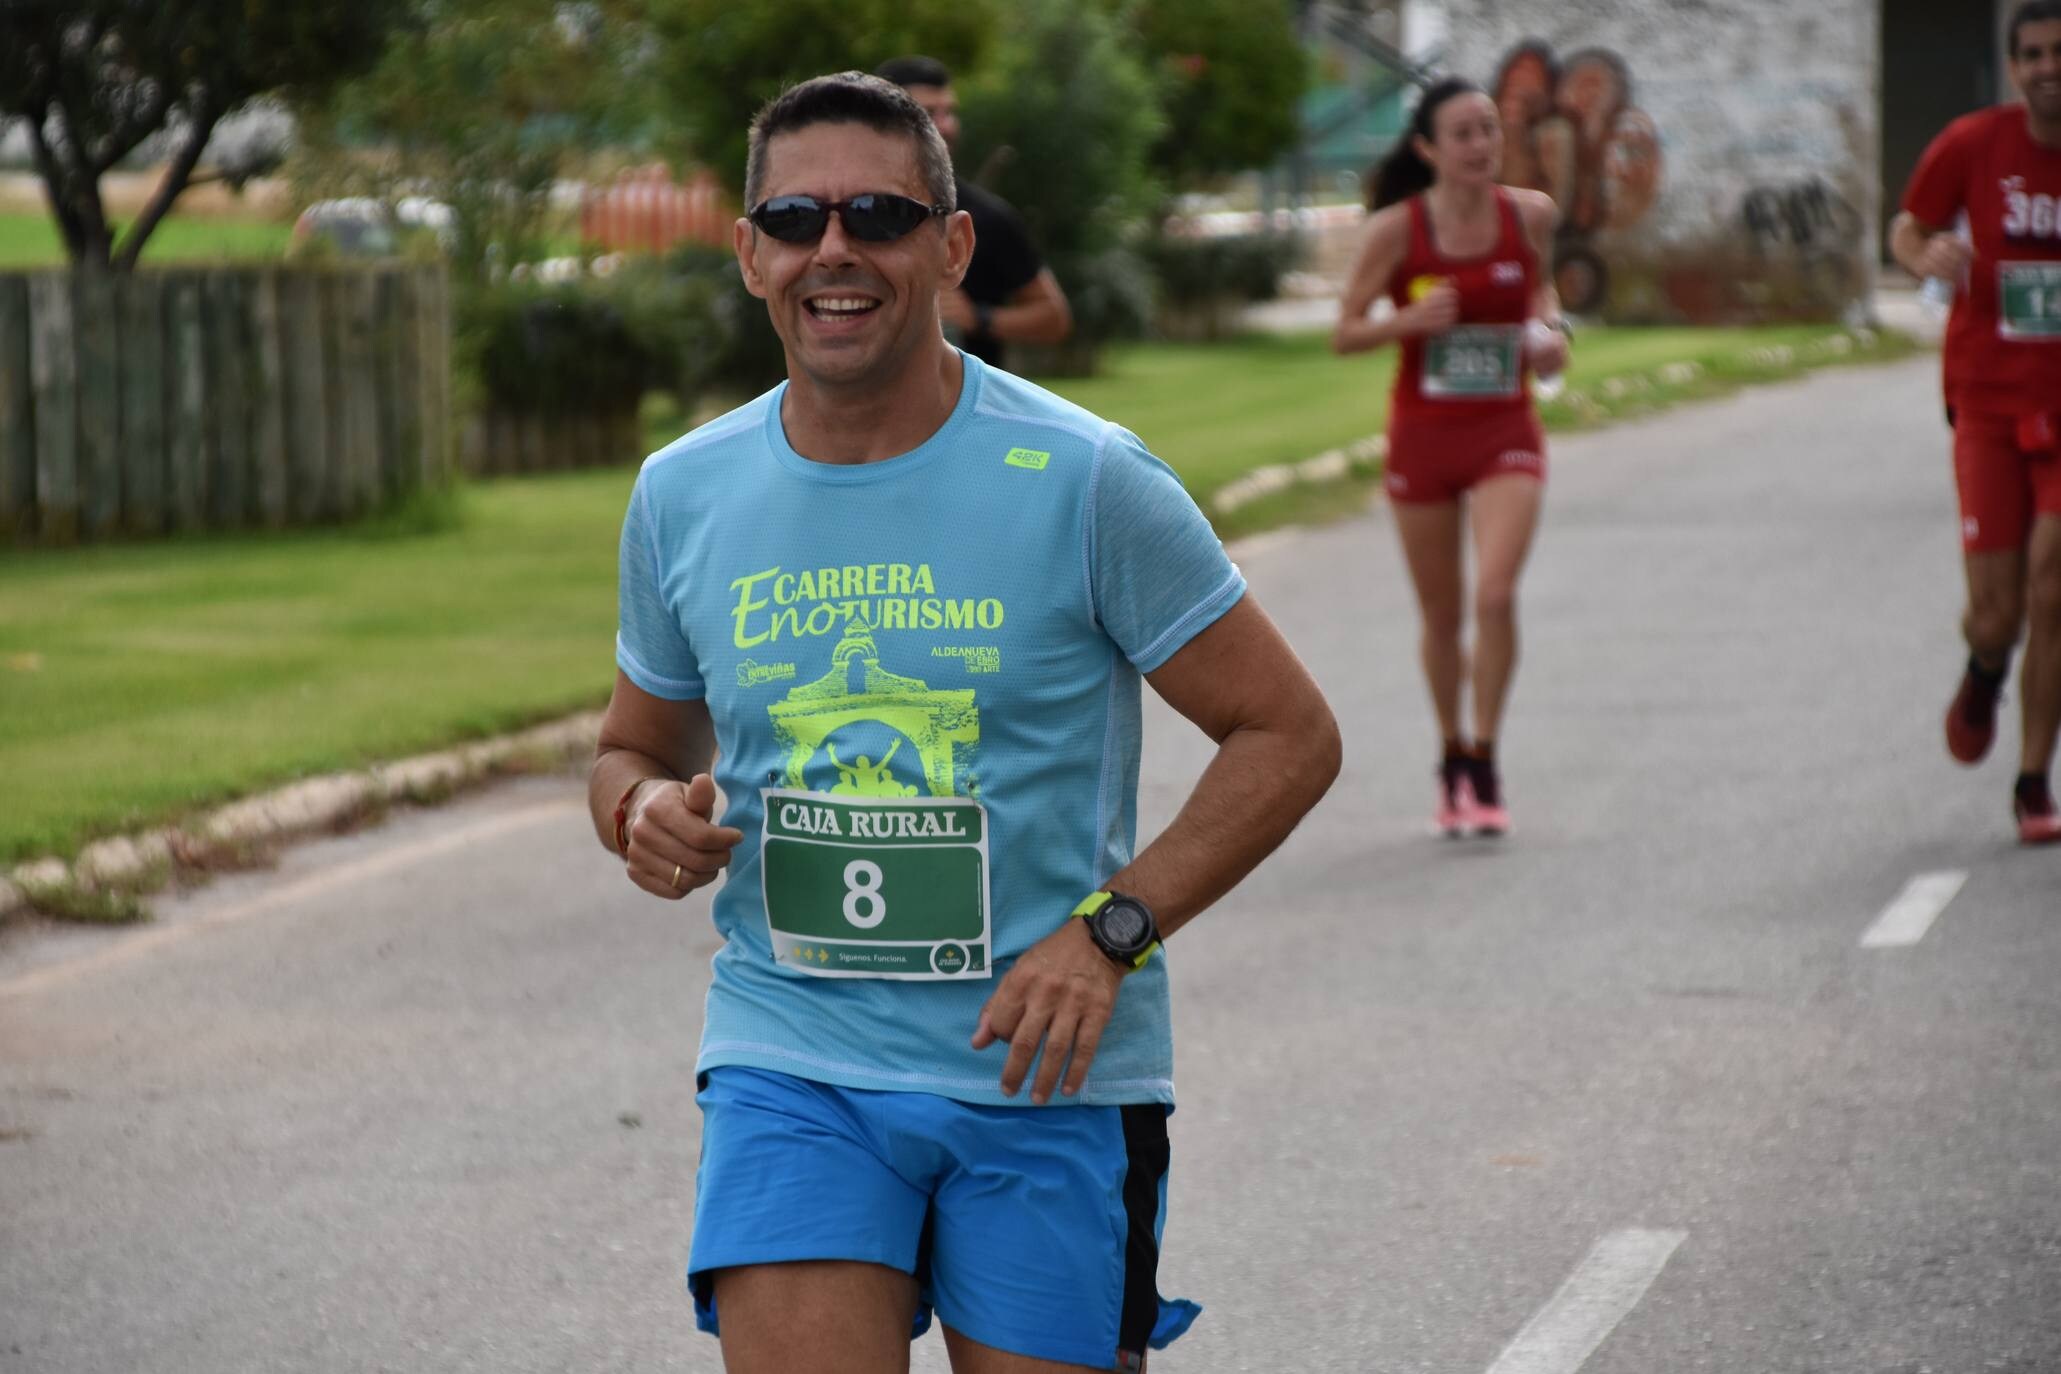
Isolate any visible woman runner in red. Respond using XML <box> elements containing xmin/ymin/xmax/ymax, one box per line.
<box><xmin>1334</xmin><ymin>78</ymin><xmax>1569</xmax><ymax>836</ymax></box>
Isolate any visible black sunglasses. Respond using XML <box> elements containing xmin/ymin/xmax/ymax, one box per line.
<box><xmin>748</xmin><ymin>193</ymin><xmax>949</xmax><ymax>245</ymax></box>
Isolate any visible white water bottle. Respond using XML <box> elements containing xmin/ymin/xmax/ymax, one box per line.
<box><xmin>1921</xmin><ymin>215</ymin><xmax>1971</xmax><ymax>323</ymax></box>
<box><xmin>1919</xmin><ymin>275</ymin><xmax>1955</xmax><ymax>323</ymax></box>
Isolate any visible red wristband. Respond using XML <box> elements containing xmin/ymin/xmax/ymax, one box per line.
<box><xmin>612</xmin><ymin>780</ymin><xmax>647</xmax><ymax>857</ymax></box>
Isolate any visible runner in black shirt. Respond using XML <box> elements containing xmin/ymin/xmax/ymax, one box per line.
<box><xmin>878</xmin><ymin>56</ymin><xmax>1072</xmax><ymax>366</ymax></box>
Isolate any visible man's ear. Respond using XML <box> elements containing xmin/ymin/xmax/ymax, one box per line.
<box><xmin>942</xmin><ymin>209</ymin><xmax>975</xmax><ymax>291</ymax></box>
<box><xmin>734</xmin><ymin>217</ymin><xmax>769</xmax><ymax>300</ymax></box>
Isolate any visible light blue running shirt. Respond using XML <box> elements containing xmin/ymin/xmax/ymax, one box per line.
<box><xmin>616</xmin><ymin>352</ymin><xmax>1246</xmax><ymax>1107</ymax></box>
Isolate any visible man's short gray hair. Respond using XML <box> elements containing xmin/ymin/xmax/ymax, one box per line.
<box><xmin>744</xmin><ymin>72</ymin><xmax>956</xmax><ymax>212</ymax></box>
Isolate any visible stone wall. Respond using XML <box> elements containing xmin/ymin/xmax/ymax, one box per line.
<box><xmin>1441</xmin><ymin>0</ymin><xmax>1881</xmax><ymax>324</ymax></box>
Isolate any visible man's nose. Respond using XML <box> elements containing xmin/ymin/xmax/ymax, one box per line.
<box><xmin>812</xmin><ymin>211</ymin><xmax>859</xmax><ymax>267</ymax></box>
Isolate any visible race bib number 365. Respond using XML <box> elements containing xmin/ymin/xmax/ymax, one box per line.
<box><xmin>760</xmin><ymin>788</ymin><xmax>991</xmax><ymax>980</ymax></box>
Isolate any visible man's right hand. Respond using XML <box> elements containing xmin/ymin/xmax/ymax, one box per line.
<box><xmin>1916</xmin><ymin>233</ymin><xmax>1974</xmax><ymax>281</ymax></box>
<box><xmin>623</xmin><ymin>775</ymin><xmax>744</xmax><ymax>901</ymax></box>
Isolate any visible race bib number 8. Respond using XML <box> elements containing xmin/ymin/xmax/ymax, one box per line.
<box><xmin>760</xmin><ymin>788</ymin><xmax>991</xmax><ymax>980</ymax></box>
<box><xmin>1998</xmin><ymin>262</ymin><xmax>2061</xmax><ymax>341</ymax></box>
<box><xmin>1423</xmin><ymin>324</ymin><xmax>1523</xmax><ymax>399</ymax></box>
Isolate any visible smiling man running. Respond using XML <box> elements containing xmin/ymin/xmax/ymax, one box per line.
<box><xmin>1894</xmin><ymin>0</ymin><xmax>2061</xmax><ymax>843</ymax></box>
<box><xmin>586</xmin><ymin>73</ymin><xmax>1339</xmax><ymax>1372</ymax></box>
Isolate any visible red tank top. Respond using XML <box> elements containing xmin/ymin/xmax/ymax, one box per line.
<box><xmin>1389</xmin><ymin>187</ymin><xmax>1539</xmax><ymax>421</ymax></box>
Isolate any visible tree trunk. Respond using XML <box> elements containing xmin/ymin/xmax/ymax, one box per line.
<box><xmin>117</xmin><ymin>104</ymin><xmax>220</xmax><ymax>273</ymax></box>
<box><xmin>23</xmin><ymin>120</ymin><xmax>95</xmax><ymax>267</ymax></box>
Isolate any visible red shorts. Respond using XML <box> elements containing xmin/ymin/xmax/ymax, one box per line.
<box><xmin>1951</xmin><ymin>408</ymin><xmax>2061</xmax><ymax>553</ymax></box>
<box><xmin>1385</xmin><ymin>408</ymin><xmax>1547</xmax><ymax>505</ymax></box>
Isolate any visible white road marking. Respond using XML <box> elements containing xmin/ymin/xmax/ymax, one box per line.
<box><xmin>1859</xmin><ymin>870</ymin><xmax>1968</xmax><ymax>949</ymax></box>
<box><xmin>0</xmin><ymin>800</ymin><xmax>583</xmax><ymax>1000</ymax></box>
<box><xmin>1483</xmin><ymin>1228</ymin><xmax>1687</xmax><ymax>1374</ymax></box>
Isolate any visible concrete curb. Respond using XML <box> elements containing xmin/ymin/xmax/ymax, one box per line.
<box><xmin>1212</xmin><ymin>435</ymin><xmax>1388</xmax><ymax>517</ymax></box>
<box><xmin>2</xmin><ymin>711</ymin><xmax>604</xmax><ymax>923</ymax></box>
<box><xmin>1</xmin><ymin>328</ymin><xmax>1919</xmax><ymax>923</ymax></box>
<box><xmin>1207</xmin><ymin>326</ymin><xmax>1899</xmax><ymax>518</ymax></box>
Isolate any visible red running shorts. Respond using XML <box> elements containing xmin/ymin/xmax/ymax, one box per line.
<box><xmin>1386</xmin><ymin>408</ymin><xmax>1547</xmax><ymax>505</ymax></box>
<box><xmin>1951</xmin><ymin>407</ymin><xmax>2061</xmax><ymax>553</ymax></box>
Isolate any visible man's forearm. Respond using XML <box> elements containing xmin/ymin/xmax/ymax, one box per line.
<box><xmin>588</xmin><ymin>749</ymin><xmax>678</xmax><ymax>855</ymax></box>
<box><xmin>1890</xmin><ymin>214</ymin><xmax>1939</xmax><ymax>280</ymax></box>
<box><xmin>988</xmin><ymin>296</ymin><xmax>1072</xmax><ymax>346</ymax></box>
<box><xmin>1102</xmin><ymin>718</ymin><xmax>1341</xmax><ymax>939</ymax></box>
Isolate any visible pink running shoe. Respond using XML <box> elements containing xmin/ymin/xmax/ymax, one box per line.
<box><xmin>1433</xmin><ymin>756</ymin><xmax>1471</xmax><ymax>838</ymax></box>
<box><xmin>1463</xmin><ymin>754</ymin><xmax>1510</xmax><ymax>837</ymax></box>
<box><xmin>2017</xmin><ymin>776</ymin><xmax>2061</xmax><ymax>846</ymax></box>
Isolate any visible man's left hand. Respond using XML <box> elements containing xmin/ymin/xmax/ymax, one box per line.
<box><xmin>939</xmin><ymin>287</ymin><xmax>979</xmax><ymax>334</ymax></box>
<box><xmin>972</xmin><ymin>919</ymin><xmax>1124</xmax><ymax>1104</ymax></box>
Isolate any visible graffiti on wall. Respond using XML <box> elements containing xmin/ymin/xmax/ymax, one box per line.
<box><xmin>1492</xmin><ymin>41</ymin><xmax>1663</xmax><ymax>313</ymax></box>
<box><xmin>1736</xmin><ymin>175</ymin><xmax>1865</xmax><ymax>307</ymax></box>
<box><xmin>1739</xmin><ymin>177</ymin><xmax>1861</xmax><ymax>254</ymax></box>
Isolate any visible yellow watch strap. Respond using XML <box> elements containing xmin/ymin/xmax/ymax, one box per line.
<box><xmin>1073</xmin><ymin>890</ymin><xmax>1158</xmax><ymax>970</ymax></box>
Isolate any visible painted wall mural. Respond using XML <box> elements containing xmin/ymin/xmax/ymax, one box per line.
<box><xmin>1444</xmin><ymin>0</ymin><xmax>1880</xmax><ymax>326</ymax></box>
<box><xmin>1491</xmin><ymin>40</ymin><xmax>1664</xmax><ymax>313</ymax></box>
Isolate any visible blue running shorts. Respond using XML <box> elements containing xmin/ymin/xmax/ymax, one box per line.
<box><xmin>687</xmin><ymin>1066</ymin><xmax>1201</xmax><ymax>1370</ymax></box>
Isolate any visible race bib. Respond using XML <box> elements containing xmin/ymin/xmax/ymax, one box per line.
<box><xmin>760</xmin><ymin>788</ymin><xmax>991</xmax><ymax>980</ymax></box>
<box><xmin>1423</xmin><ymin>324</ymin><xmax>1523</xmax><ymax>399</ymax></box>
<box><xmin>1998</xmin><ymin>262</ymin><xmax>2061</xmax><ymax>341</ymax></box>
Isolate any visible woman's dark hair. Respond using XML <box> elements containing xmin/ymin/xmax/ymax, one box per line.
<box><xmin>1367</xmin><ymin>77</ymin><xmax>1485</xmax><ymax>211</ymax></box>
<box><xmin>2011</xmin><ymin>0</ymin><xmax>2061</xmax><ymax>55</ymax></box>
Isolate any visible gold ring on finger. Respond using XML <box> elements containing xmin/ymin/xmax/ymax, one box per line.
<box><xmin>671</xmin><ymin>863</ymin><xmax>683</xmax><ymax>890</ymax></box>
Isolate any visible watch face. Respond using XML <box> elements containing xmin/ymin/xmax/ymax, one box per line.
<box><xmin>1098</xmin><ymin>902</ymin><xmax>1149</xmax><ymax>950</ymax></box>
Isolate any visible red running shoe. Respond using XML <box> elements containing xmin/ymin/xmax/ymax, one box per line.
<box><xmin>2017</xmin><ymin>776</ymin><xmax>2061</xmax><ymax>846</ymax></box>
<box><xmin>1945</xmin><ymin>664</ymin><xmax>2003</xmax><ymax>765</ymax></box>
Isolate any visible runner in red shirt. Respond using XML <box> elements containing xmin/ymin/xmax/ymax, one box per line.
<box><xmin>1334</xmin><ymin>78</ymin><xmax>1569</xmax><ymax>837</ymax></box>
<box><xmin>1894</xmin><ymin>0</ymin><xmax>2061</xmax><ymax>844</ymax></box>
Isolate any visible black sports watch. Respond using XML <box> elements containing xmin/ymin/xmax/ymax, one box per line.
<box><xmin>1072</xmin><ymin>891</ymin><xmax>1160</xmax><ymax>972</ymax></box>
<box><xmin>973</xmin><ymin>302</ymin><xmax>995</xmax><ymax>338</ymax></box>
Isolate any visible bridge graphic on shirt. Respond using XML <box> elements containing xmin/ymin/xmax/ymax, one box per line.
<box><xmin>767</xmin><ymin>616</ymin><xmax>981</xmax><ymax>800</ymax></box>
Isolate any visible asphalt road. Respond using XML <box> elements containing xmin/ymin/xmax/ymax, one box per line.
<box><xmin>3</xmin><ymin>356</ymin><xmax>2056</xmax><ymax>1374</ymax></box>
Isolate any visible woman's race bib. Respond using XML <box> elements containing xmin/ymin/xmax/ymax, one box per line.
<box><xmin>1423</xmin><ymin>324</ymin><xmax>1524</xmax><ymax>399</ymax></box>
<box><xmin>759</xmin><ymin>789</ymin><xmax>992</xmax><ymax>980</ymax></box>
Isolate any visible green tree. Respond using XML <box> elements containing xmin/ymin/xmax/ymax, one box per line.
<box><xmin>955</xmin><ymin>0</ymin><xmax>1162</xmax><ymax>371</ymax></box>
<box><xmin>0</xmin><ymin>0</ymin><xmax>408</xmax><ymax>269</ymax></box>
<box><xmin>643</xmin><ymin>0</ymin><xmax>997</xmax><ymax>197</ymax></box>
<box><xmin>1128</xmin><ymin>0</ymin><xmax>1308</xmax><ymax>187</ymax></box>
<box><xmin>292</xmin><ymin>0</ymin><xmax>647</xmax><ymax>289</ymax></box>
<box><xmin>955</xmin><ymin>0</ymin><xmax>1160</xmax><ymax>263</ymax></box>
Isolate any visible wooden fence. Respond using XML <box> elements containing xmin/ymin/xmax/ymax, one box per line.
<box><xmin>0</xmin><ymin>264</ymin><xmax>451</xmax><ymax>545</ymax></box>
<box><xmin>460</xmin><ymin>407</ymin><xmax>644</xmax><ymax>478</ymax></box>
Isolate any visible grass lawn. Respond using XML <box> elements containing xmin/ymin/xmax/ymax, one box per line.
<box><xmin>4</xmin><ymin>324</ymin><xmax>1913</xmax><ymax>866</ymax></box>
<box><xmin>0</xmin><ymin>211</ymin><xmax>292</xmax><ymax>269</ymax></box>
<box><xmin>1045</xmin><ymin>323</ymin><xmax>1909</xmax><ymax>503</ymax></box>
<box><xmin>0</xmin><ymin>480</ymin><xmax>631</xmax><ymax>863</ymax></box>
